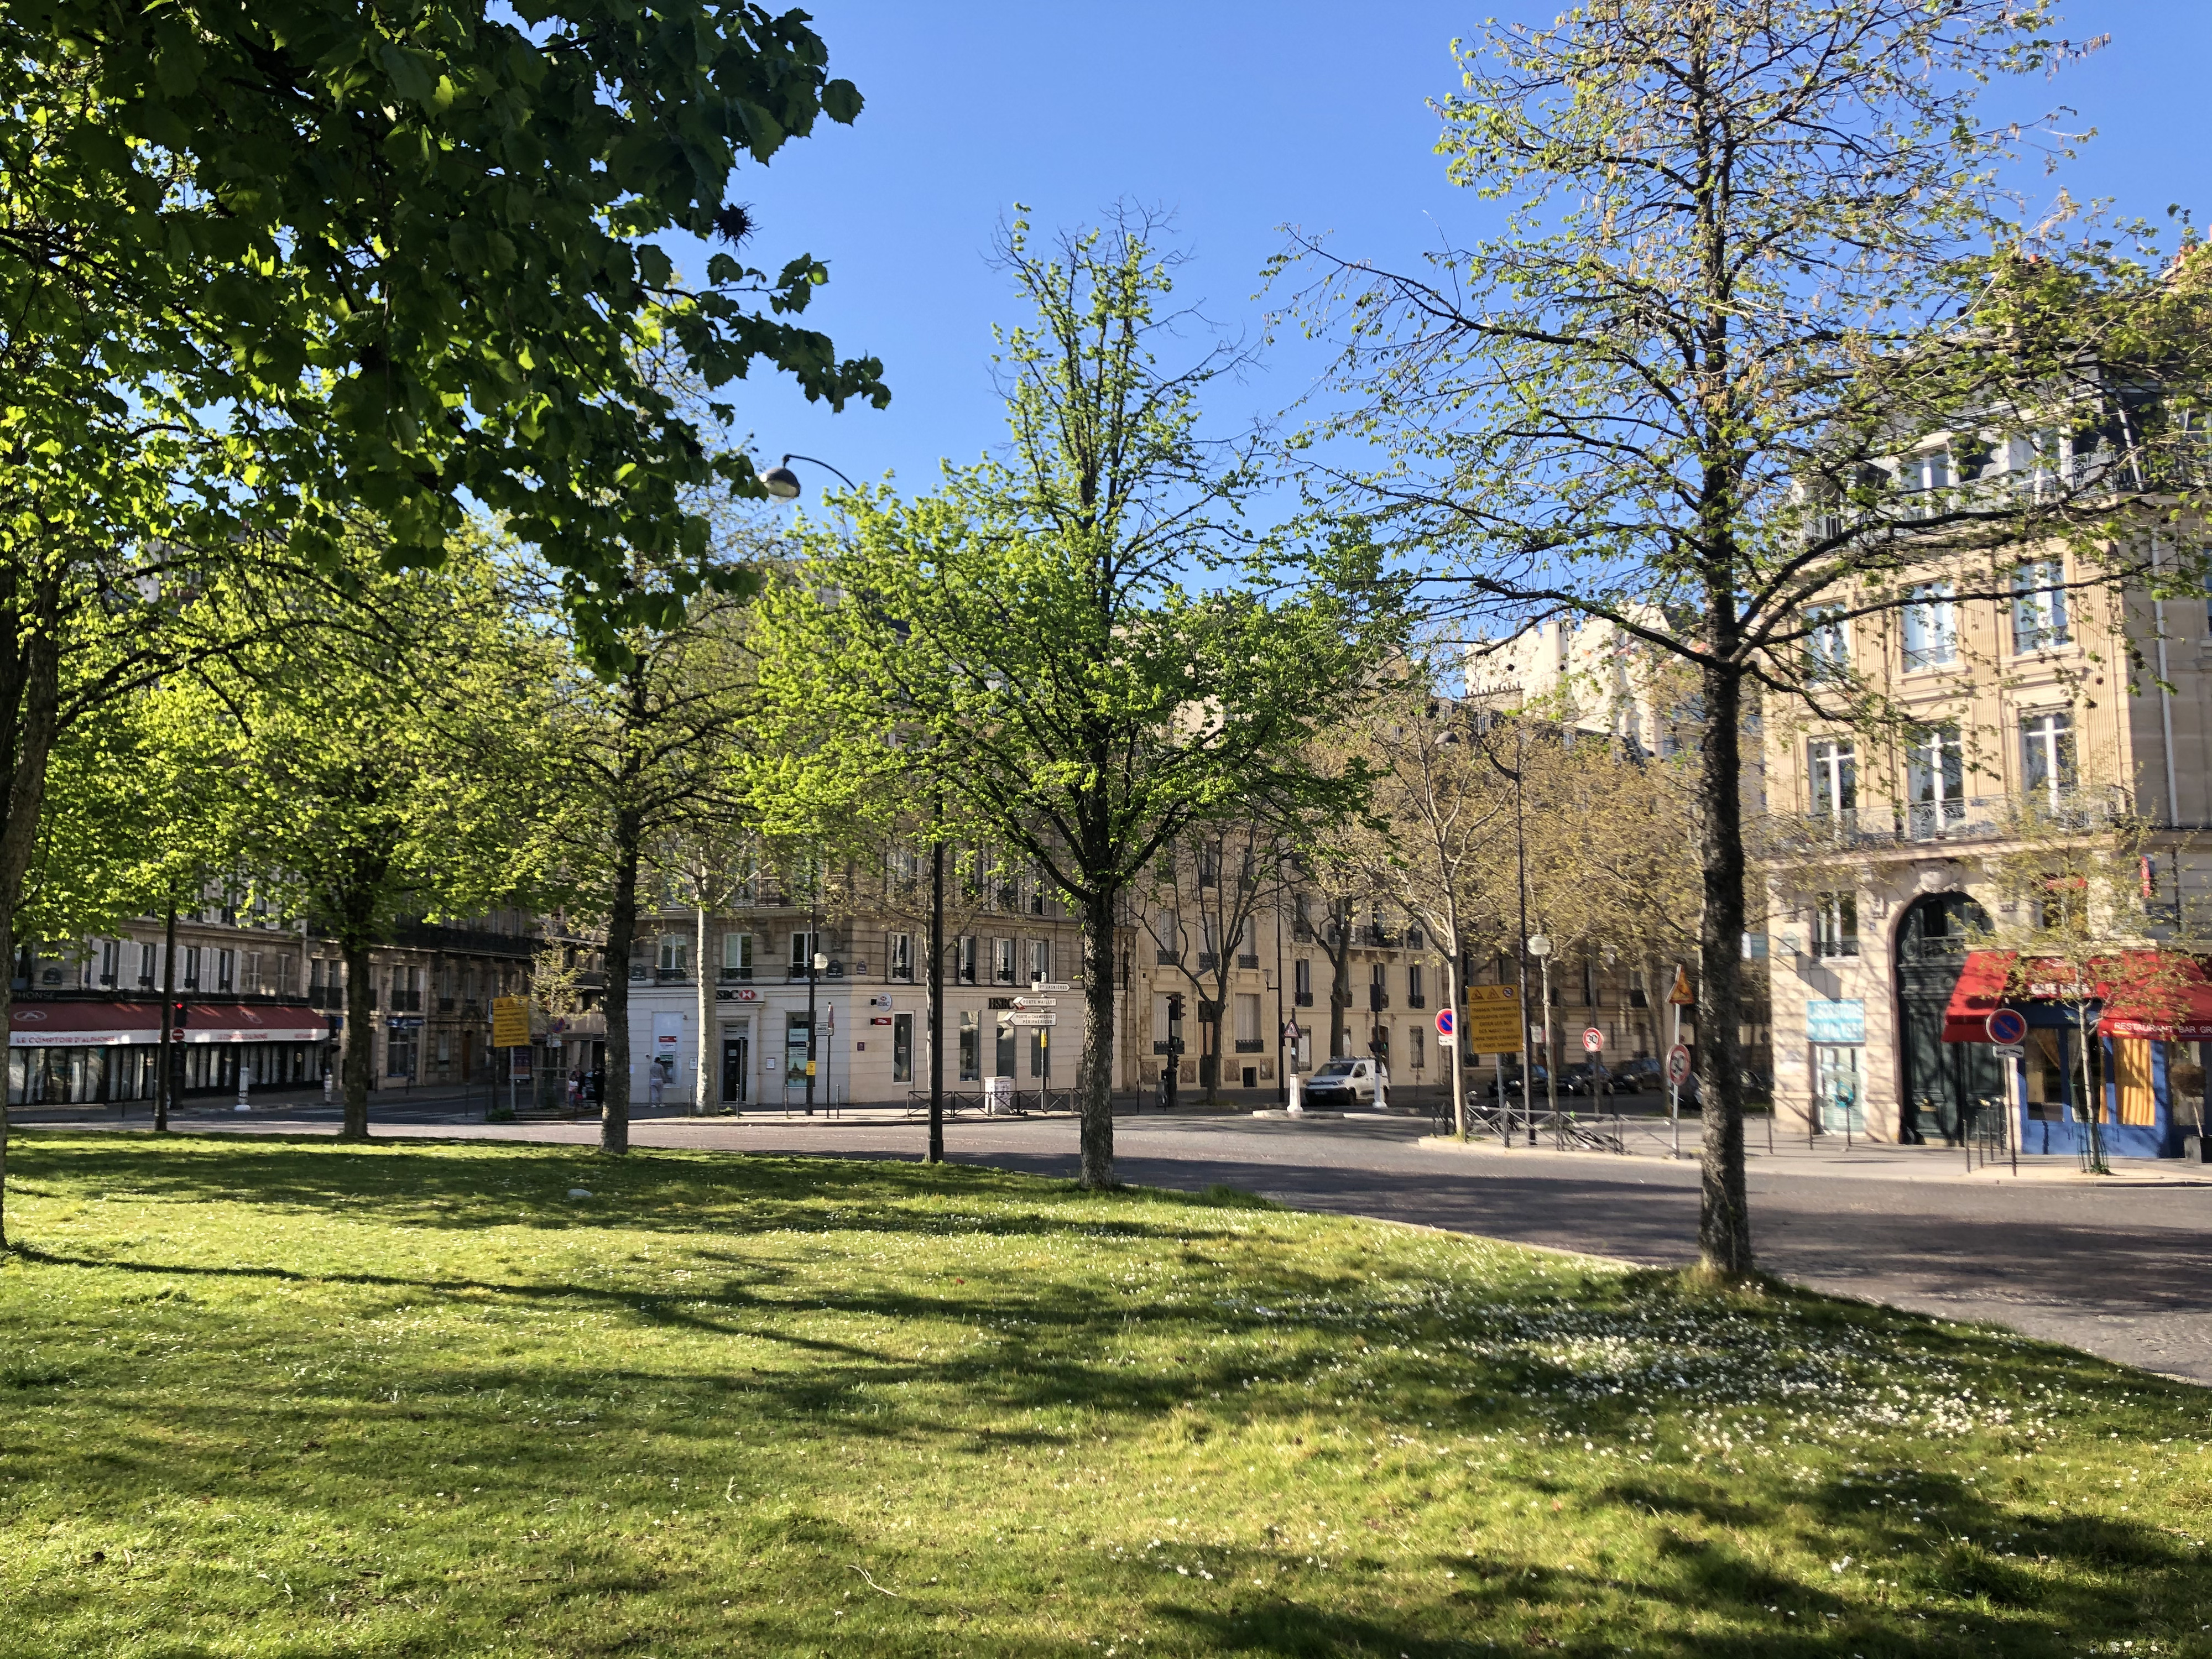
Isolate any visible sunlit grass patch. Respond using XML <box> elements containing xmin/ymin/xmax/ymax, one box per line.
<box><xmin>1</xmin><ymin>1131</ymin><xmax>2206</xmax><ymax>1657</ymax></box>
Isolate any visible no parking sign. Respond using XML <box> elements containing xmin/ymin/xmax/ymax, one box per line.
<box><xmin>1985</xmin><ymin>1008</ymin><xmax>2027</xmax><ymax>1046</ymax></box>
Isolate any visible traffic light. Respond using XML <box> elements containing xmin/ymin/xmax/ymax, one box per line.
<box><xmin>169</xmin><ymin>1000</ymin><xmax>190</xmax><ymax>1030</ymax></box>
<box><xmin>1166</xmin><ymin>993</ymin><xmax>1184</xmax><ymax>1027</ymax></box>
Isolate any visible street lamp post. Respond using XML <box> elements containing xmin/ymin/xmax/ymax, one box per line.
<box><xmin>1528</xmin><ymin>932</ymin><xmax>1555</xmax><ymax>1146</ymax></box>
<box><xmin>806</xmin><ymin>869</ymin><xmax>820</xmax><ymax>1116</ymax></box>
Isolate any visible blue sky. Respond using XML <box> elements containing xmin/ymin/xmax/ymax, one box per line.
<box><xmin>703</xmin><ymin>1</ymin><xmax>2211</xmax><ymax>505</ymax></box>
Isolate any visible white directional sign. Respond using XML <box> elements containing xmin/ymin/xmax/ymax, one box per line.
<box><xmin>1010</xmin><ymin>1011</ymin><xmax>1057</xmax><ymax>1027</ymax></box>
<box><xmin>1012</xmin><ymin>997</ymin><xmax>1058</xmax><ymax>1009</ymax></box>
<box><xmin>1029</xmin><ymin>982</ymin><xmax>1073</xmax><ymax>992</ymax></box>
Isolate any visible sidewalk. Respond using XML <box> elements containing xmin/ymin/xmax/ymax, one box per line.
<box><xmin>1417</xmin><ymin>1120</ymin><xmax>2212</xmax><ymax>1186</ymax></box>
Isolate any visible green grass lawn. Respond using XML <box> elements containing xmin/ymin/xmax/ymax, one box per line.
<box><xmin>2</xmin><ymin>1133</ymin><xmax>2208</xmax><ymax>1658</ymax></box>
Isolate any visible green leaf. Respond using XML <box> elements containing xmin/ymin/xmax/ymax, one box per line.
<box><xmin>821</xmin><ymin>79</ymin><xmax>863</xmax><ymax>124</ymax></box>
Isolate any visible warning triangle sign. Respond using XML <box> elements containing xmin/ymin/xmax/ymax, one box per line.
<box><xmin>1667</xmin><ymin>965</ymin><xmax>1695</xmax><ymax>1006</ymax></box>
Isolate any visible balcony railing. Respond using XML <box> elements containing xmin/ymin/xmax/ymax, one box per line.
<box><xmin>1233</xmin><ymin>1038</ymin><xmax>1265</xmax><ymax>1053</ymax></box>
<box><xmin>1235</xmin><ymin>953</ymin><xmax>1260</xmax><ymax>969</ymax></box>
<box><xmin>1196</xmin><ymin>952</ymin><xmax>1218</xmax><ymax>972</ymax></box>
<box><xmin>1783</xmin><ymin>789</ymin><xmax>2132</xmax><ymax>853</ymax></box>
<box><xmin>1155</xmin><ymin>949</ymin><xmax>1179</xmax><ymax>966</ymax></box>
<box><xmin>718</xmin><ymin>967</ymin><xmax>755</xmax><ymax>983</ymax></box>
<box><xmin>1293</xmin><ymin>990</ymin><xmax>1313</xmax><ymax>1007</ymax></box>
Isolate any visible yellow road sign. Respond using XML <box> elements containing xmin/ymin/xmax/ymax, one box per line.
<box><xmin>1667</xmin><ymin>965</ymin><xmax>1696</xmax><ymax>1006</ymax></box>
<box><xmin>491</xmin><ymin>995</ymin><xmax>531</xmax><ymax>1048</ymax></box>
<box><xmin>1460</xmin><ymin>985</ymin><xmax>1523</xmax><ymax>1051</ymax></box>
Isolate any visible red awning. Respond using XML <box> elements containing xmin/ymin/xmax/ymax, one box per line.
<box><xmin>2095</xmin><ymin>954</ymin><xmax>2212</xmax><ymax>1040</ymax></box>
<box><xmin>1940</xmin><ymin>952</ymin><xmax>2016</xmax><ymax>1042</ymax></box>
<box><xmin>9</xmin><ymin>1000</ymin><xmax>161</xmax><ymax>1047</ymax></box>
<box><xmin>8</xmin><ymin>1000</ymin><xmax>330</xmax><ymax>1048</ymax></box>
<box><xmin>1941</xmin><ymin>950</ymin><xmax>2212</xmax><ymax>1042</ymax></box>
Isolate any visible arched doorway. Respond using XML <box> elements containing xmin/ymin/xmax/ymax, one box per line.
<box><xmin>1894</xmin><ymin>893</ymin><xmax>2002</xmax><ymax>1144</ymax></box>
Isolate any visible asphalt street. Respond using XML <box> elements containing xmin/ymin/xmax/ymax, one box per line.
<box><xmin>28</xmin><ymin>1099</ymin><xmax>2212</xmax><ymax>1386</ymax></box>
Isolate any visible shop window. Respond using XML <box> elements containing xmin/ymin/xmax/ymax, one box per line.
<box><xmin>2022</xmin><ymin>1028</ymin><xmax>2067</xmax><ymax>1121</ymax></box>
<box><xmin>2116</xmin><ymin>1038</ymin><xmax>2156</xmax><ymax>1126</ymax></box>
<box><xmin>958</xmin><ymin>1011</ymin><xmax>980</xmax><ymax>1082</ymax></box>
<box><xmin>893</xmin><ymin>1013</ymin><xmax>913</xmax><ymax>1083</ymax></box>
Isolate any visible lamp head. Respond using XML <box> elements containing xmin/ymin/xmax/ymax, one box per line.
<box><xmin>761</xmin><ymin>456</ymin><xmax>803</xmax><ymax>500</ymax></box>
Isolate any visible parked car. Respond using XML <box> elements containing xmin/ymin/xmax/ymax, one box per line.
<box><xmin>1488</xmin><ymin>1064</ymin><xmax>1549</xmax><ymax>1099</ymax></box>
<box><xmin>1303</xmin><ymin>1057</ymin><xmax>1381</xmax><ymax>1105</ymax></box>
<box><xmin>1558</xmin><ymin>1060</ymin><xmax>1630</xmax><ymax>1097</ymax></box>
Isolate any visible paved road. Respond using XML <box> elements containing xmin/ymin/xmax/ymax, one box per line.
<box><xmin>28</xmin><ymin>1102</ymin><xmax>2212</xmax><ymax>1386</ymax></box>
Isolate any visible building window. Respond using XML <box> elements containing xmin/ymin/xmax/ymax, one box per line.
<box><xmin>1406</xmin><ymin>962</ymin><xmax>1426</xmax><ymax>1008</ymax></box>
<box><xmin>1906</xmin><ymin>722</ymin><xmax>1966</xmax><ymax>836</ymax></box>
<box><xmin>1902</xmin><ymin>583</ymin><xmax>1957</xmax><ymax>669</ymax></box>
<box><xmin>181</xmin><ymin>946</ymin><xmax>201</xmax><ymax>990</ymax></box>
<box><xmin>721</xmin><ymin>932</ymin><xmax>754</xmax><ymax>981</ymax></box>
<box><xmin>892</xmin><ymin>1012</ymin><xmax>913</xmax><ymax>1083</ymax></box>
<box><xmin>216</xmin><ymin>948</ymin><xmax>235</xmax><ymax>993</ymax></box>
<box><xmin>888</xmin><ymin>932</ymin><xmax>914</xmax><ymax>981</ymax></box>
<box><xmin>992</xmin><ymin>938</ymin><xmax>1016</xmax><ymax>984</ymax></box>
<box><xmin>96</xmin><ymin>939</ymin><xmax>118</xmax><ymax>988</ymax></box>
<box><xmin>657</xmin><ymin>936</ymin><xmax>687</xmax><ymax>975</ymax></box>
<box><xmin>387</xmin><ymin>1037</ymin><xmax>415</xmax><ymax>1078</ymax></box>
<box><xmin>789</xmin><ymin>931</ymin><xmax>818</xmax><ymax>976</ymax></box>
<box><xmin>1027</xmin><ymin>938</ymin><xmax>1050</xmax><ymax>985</ymax></box>
<box><xmin>274</xmin><ymin>954</ymin><xmax>296</xmax><ymax>995</ymax></box>
<box><xmin>1234</xmin><ymin>992</ymin><xmax>1261</xmax><ymax>1051</ymax></box>
<box><xmin>138</xmin><ymin>942</ymin><xmax>157</xmax><ymax>989</ymax></box>
<box><xmin>1813</xmin><ymin>894</ymin><xmax>1859</xmax><ymax>959</ymax></box>
<box><xmin>1580</xmin><ymin>959</ymin><xmax>1597</xmax><ymax>1007</ymax></box>
<box><xmin>1806</xmin><ymin>607</ymin><xmax>1850</xmax><ymax>679</ymax></box>
<box><xmin>1293</xmin><ymin>957</ymin><xmax>1312</xmax><ymax>1005</ymax></box>
<box><xmin>2021</xmin><ymin>711</ymin><xmax>2077</xmax><ymax>805</ymax></box>
<box><xmin>1409</xmin><ymin>1025</ymin><xmax>1426</xmax><ymax>1069</ymax></box>
<box><xmin>956</xmin><ymin>936</ymin><xmax>977</xmax><ymax>983</ymax></box>
<box><xmin>1808</xmin><ymin>738</ymin><xmax>1857</xmax><ymax>818</ymax></box>
<box><xmin>2011</xmin><ymin>560</ymin><xmax>2070</xmax><ymax>654</ymax></box>
<box><xmin>1900</xmin><ymin>448</ymin><xmax>1951</xmax><ymax>515</ymax></box>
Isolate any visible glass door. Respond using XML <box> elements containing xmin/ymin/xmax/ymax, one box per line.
<box><xmin>721</xmin><ymin>1020</ymin><xmax>750</xmax><ymax>1105</ymax></box>
<box><xmin>1814</xmin><ymin>1044</ymin><xmax>1864</xmax><ymax>1134</ymax></box>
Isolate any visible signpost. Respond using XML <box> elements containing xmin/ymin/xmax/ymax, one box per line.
<box><xmin>1664</xmin><ymin>967</ymin><xmax>1692</xmax><ymax>1158</ymax></box>
<box><xmin>1460</xmin><ymin>985</ymin><xmax>1520</xmax><ymax>1051</ymax></box>
<box><xmin>1012</xmin><ymin>997</ymin><xmax>1057</xmax><ymax>1009</ymax></box>
<box><xmin>492</xmin><ymin>995</ymin><xmax>528</xmax><ymax>1117</ymax></box>
<box><xmin>1009</xmin><ymin>1011</ymin><xmax>1057</xmax><ymax>1028</ymax></box>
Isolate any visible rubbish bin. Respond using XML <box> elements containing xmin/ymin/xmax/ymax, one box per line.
<box><xmin>984</xmin><ymin>1077</ymin><xmax>1014</xmax><ymax>1117</ymax></box>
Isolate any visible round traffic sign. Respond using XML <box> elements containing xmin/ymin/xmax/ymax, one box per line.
<box><xmin>1582</xmin><ymin>1025</ymin><xmax>1604</xmax><ymax>1053</ymax></box>
<box><xmin>1436</xmin><ymin>1008</ymin><xmax>1455</xmax><ymax>1038</ymax></box>
<box><xmin>1985</xmin><ymin>1008</ymin><xmax>2027</xmax><ymax>1046</ymax></box>
<box><xmin>1665</xmin><ymin>1044</ymin><xmax>1693</xmax><ymax>1086</ymax></box>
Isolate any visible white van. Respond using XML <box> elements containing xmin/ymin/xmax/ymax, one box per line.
<box><xmin>1305</xmin><ymin>1057</ymin><xmax>1380</xmax><ymax>1105</ymax></box>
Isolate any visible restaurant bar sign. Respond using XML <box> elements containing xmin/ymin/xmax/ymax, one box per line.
<box><xmin>1806</xmin><ymin>999</ymin><xmax>1865</xmax><ymax>1044</ymax></box>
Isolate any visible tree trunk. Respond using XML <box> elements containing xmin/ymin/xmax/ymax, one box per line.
<box><xmin>1693</xmin><ymin>659</ymin><xmax>1752</xmax><ymax>1276</ymax></box>
<box><xmin>602</xmin><ymin>818</ymin><xmax>640</xmax><ymax>1156</ymax></box>
<box><xmin>0</xmin><ymin>578</ymin><xmax>61</xmax><ymax>1252</ymax></box>
<box><xmin>1444</xmin><ymin>924</ymin><xmax>1468</xmax><ymax>1139</ymax></box>
<box><xmin>1077</xmin><ymin>887</ymin><xmax>1117</xmax><ymax>1187</ymax></box>
<box><xmin>695</xmin><ymin>896</ymin><xmax>708</xmax><ymax>1115</ymax></box>
<box><xmin>341</xmin><ymin>937</ymin><xmax>375</xmax><ymax>1139</ymax></box>
<box><xmin>156</xmin><ymin>906</ymin><xmax>176</xmax><ymax>1133</ymax></box>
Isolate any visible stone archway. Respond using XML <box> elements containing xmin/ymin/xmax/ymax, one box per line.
<box><xmin>1893</xmin><ymin>891</ymin><xmax>2002</xmax><ymax>1144</ymax></box>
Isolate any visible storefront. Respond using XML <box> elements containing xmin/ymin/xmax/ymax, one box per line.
<box><xmin>1942</xmin><ymin>951</ymin><xmax>2209</xmax><ymax>1160</ymax></box>
<box><xmin>6</xmin><ymin>998</ymin><xmax>331</xmax><ymax>1106</ymax></box>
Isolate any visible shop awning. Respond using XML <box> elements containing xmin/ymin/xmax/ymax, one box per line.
<box><xmin>8</xmin><ymin>1000</ymin><xmax>331</xmax><ymax>1047</ymax></box>
<box><xmin>1940</xmin><ymin>950</ymin><xmax>2212</xmax><ymax>1042</ymax></box>
<box><xmin>8</xmin><ymin>1000</ymin><xmax>161</xmax><ymax>1047</ymax></box>
<box><xmin>2094</xmin><ymin>954</ymin><xmax>2212</xmax><ymax>1040</ymax></box>
<box><xmin>1940</xmin><ymin>952</ymin><xmax>2016</xmax><ymax>1042</ymax></box>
